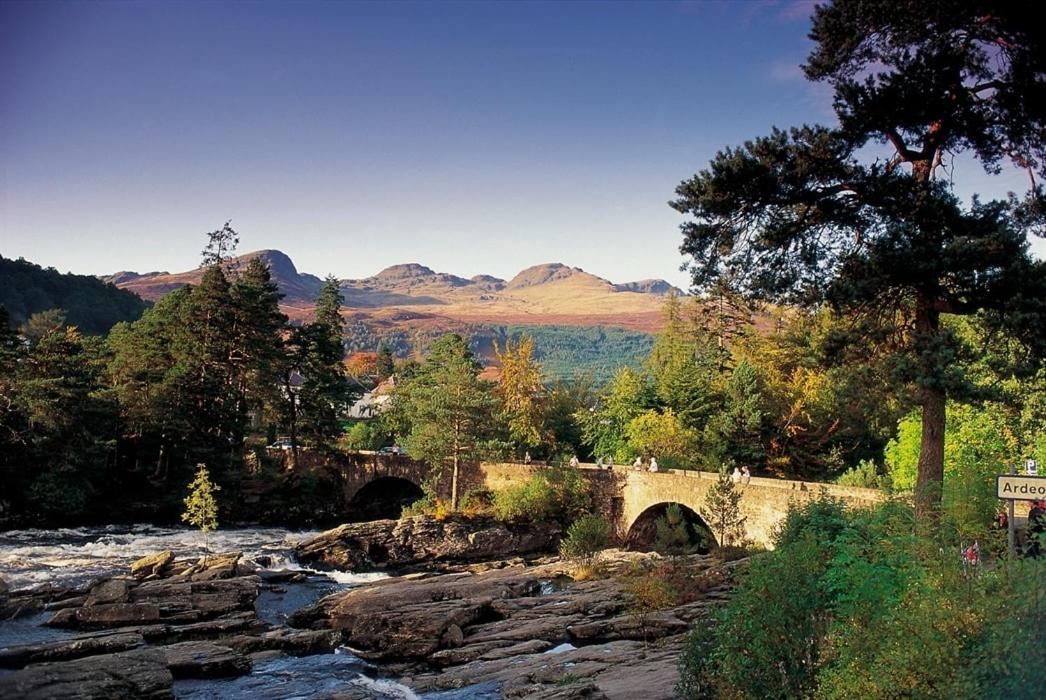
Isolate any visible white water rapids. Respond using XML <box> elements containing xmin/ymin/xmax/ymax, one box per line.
<box><xmin>0</xmin><ymin>524</ymin><xmax>387</xmax><ymax>590</ymax></box>
<box><xmin>0</xmin><ymin>525</ymin><xmax>502</xmax><ymax>699</ymax></box>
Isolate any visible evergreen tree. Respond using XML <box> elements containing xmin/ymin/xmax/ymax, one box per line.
<box><xmin>14</xmin><ymin>324</ymin><xmax>117</xmax><ymax>518</ymax></box>
<box><xmin>287</xmin><ymin>277</ymin><xmax>353</xmax><ymax>450</ymax></box>
<box><xmin>654</xmin><ymin>503</ymin><xmax>700</xmax><ymax>556</ymax></box>
<box><xmin>229</xmin><ymin>257</ymin><xmax>288</xmax><ymax>429</ymax></box>
<box><xmin>393</xmin><ymin>334</ymin><xmax>498</xmax><ymax>509</ymax></box>
<box><xmin>376</xmin><ymin>344</ymin><xmax>395</xmax><ymax>382</ymax></box>
<box><xmin>647</xmin><ymin>295</ymin><xmax>723</xmax><ymax>430</ymax></box>
<box><xmin>702</xmin><ymin>467</ymin><xmax>746</xmax><ymax>547</ymax></box>
<box><xmin>314</xmin><ymin>275</ymin><xmax>345</xmax><ymax>342</ymax></box>
<box><xmin>705</xmin><ymin>360</ymin><xmax>765</xmax><ymax>469</ymax></box>
<box><xmin>200</xmin><ymin>221</ymin><xmax>239</xmax><ymax>268</ymax></box>
<box><xmin>672</xmin><ymin>0</ymin><xmax>1046</xmax><ymax>517</ymax></box>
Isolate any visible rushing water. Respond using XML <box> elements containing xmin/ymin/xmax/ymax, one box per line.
<box><xmin>0</xmin><ymin>525</ymin><xmax>501</xmax><ymax>699</ymax></box>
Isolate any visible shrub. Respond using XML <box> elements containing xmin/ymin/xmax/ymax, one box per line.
<box><xmin>560</xmin><ymin>514</ymin><xmax>611</xmax><ymax>565</ymax></box>
<box><xmin>677</xmin><ymin>620</ymin><xmax>717</xmax><ymax>700</ymax></box>
<box><xmin>492</xmin><ymin>464</ymin><xmax>591</xmax><ymax>524</ymax></box>
<box><xmin>460</xmin><ymin>488</ymin><xmax>495</xmax><ymax>516</ymax></box>
<box><xmin>772</xmin><ymin>491</ymin><xmax>849</xmax><ymax>549</ymax></box>
<box><xmin>835</xmin><ymin>459</ymin><xmax>891</xmax><ymax>489</ymax></box>
<box><xmin>339</xmin><ymin>422</ymin><xmax>384</xmax><ymax>451</ymax></box>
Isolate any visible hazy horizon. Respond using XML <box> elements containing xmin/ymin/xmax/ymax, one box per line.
<box><xmin>3</xmin><ymin>0</ymin><xmax>1042</xmax><ymax>289</ymax></box>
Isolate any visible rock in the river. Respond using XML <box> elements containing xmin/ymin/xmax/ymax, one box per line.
<box><xmin>295</xmin><ymin>515</ymin><xmax>561</xmax><ymax>572</ymax></box>
<box><xmin>292</xmin><ymin>566</ymin><xmax>543</xmax><ymax>660</ymax></box>
<box><xmin>162</xmin><ymin>640</ymin><xmax>252</xmax><ymax>678</ymax></box>
<box><xmin>131</xmin><ymin>550</ymin><xmax>175</xmax><ymax>579</ymax></box>
<box><xmin>0</xmin><ymin>648</ymin><xmax>173</xmax><ymax>699</ymax></box>
<box><xmin>48</xmin><ymin>575</ymin><xmax>260</xmax><ymax>630</ymax></box>
<box><xmin>0</xmin><ymin>631</ymin><xmax>145</xmax><ymax>668</ymax></box>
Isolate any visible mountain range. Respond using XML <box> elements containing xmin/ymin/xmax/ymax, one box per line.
<box><xmin>103</xmin><ymin>250</ymin><xmax>683</xmax><ymax>332</ymax></box>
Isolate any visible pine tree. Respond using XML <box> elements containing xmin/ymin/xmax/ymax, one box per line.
<box><xmin>706</xmin><ymin>360</ymin><xmax>765</xmax><ymax>469</ymax></box>
<box><xmin>314</xmin><ymin>275</ymin><xmax>344</xmax><ymax>342</ymax></box>
<box><xmin>702</xmin><ymin>467</ymin><xmax>745</xmax><ymax>547</ymax></box>
<box><xmin>200</xmin><ymin>221</ymin><xmax>239</xmax><ymax>268</ymax></box>
<box><xmin>287</xmin><ymin>277</ymin><xmax>354</xmax><ymax>450</ymax></box>
<box><xmin>229</xmin><ymin>257</ymin><xmax>288</xmax><ymax>429</ymax></box>
<box><xmin>393</xmin><ymin>334</ymin><xmax>497</xmax><ymax>509</ymax></box>
<box><xmin>182</xmin><ymin>463</ymin><xmax>220</xmax><ymax>539</ymax></box>
<box><xmin>654</xmin><ymin>503</ymin><xmax>699</xmax><ymax>556</ymax></box>
<box><xmin>376</xmin><ymin>344</ymin><xmax>395</xmax><ymax>382</ymax></box>
<box><xmin>672</xmin><ymin>1</ymin><xmax>1046</xmax><ymax>518</ymax></box>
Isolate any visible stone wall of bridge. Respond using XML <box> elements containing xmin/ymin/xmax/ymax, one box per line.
<box><xmin>294</xmin><ymin>453</ymin><xmax>883</xmax><ymax>547</ymax></box>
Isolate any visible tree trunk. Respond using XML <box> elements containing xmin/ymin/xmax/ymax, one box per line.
<box><xmin>451</xmin><ymin>436</ymin><xmax>460</xmax><ymax>511</ymax></box>
<box><xmin>914</xmin><ymin>293</ymin><xmax>946</xmax><ymax>520</ymax></box>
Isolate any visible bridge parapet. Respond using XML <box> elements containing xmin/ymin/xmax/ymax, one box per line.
<box><xmin>307</xmin><ymin>454</ymin><xmax>883</xmax><ymax>547</ymax></box>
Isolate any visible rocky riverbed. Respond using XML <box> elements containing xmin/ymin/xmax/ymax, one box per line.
<box><xmin>0</xmin><ymin>517</ymin><xmax>744</xmax><ymax>699</ymax></box>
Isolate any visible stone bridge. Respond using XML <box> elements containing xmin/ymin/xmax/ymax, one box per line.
<box><xmin>319</xmin><ymin>454</ymin><xmax>882</xmax><ymax>548</ymax></box>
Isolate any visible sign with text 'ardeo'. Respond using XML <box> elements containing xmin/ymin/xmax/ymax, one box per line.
<box><xmin>997</xmin><ymin>474</ymin><xmax>1046</xmax><ymax>500</ymax></box>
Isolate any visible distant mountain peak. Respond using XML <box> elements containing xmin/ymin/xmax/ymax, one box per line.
<box><xmin>372</xmin><ymin>263</ymin><xmax>437</xmax><ymax>280</ymax></box>
<box><xmin>506</xmin><ymin>263</ymin><xmax>598</xmax><ymax>289</ymax></box>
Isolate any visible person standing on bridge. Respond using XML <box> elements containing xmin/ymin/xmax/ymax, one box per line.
<box><xmin>523</xmin><ymin>451</ymin><xmax>532</xmax><ymax>465</ymax></box>
<box><xmin>732</xmin><ymin>466</ymin><xmax>742</xmax><ymax>484</ymax></box>
<box><xmin>741</xmin><ymin>466</ymin><xmax>751</xmax><ymax>485</ymax></box>
<box><xmin>569</xmin><ymin>455</ymin><xmax>580</xmax><ymax>468</ymax></box>
<box><xmin>649</xmin><ymin>457</ymin><xmax>659</xmax><ymax>473</ymax></box>
<box><xmin>633</xmin><ymin>456</ymin><xmax>643</xmax><ymax>470</ymax></box>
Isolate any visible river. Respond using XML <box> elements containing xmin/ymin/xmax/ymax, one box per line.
<box><xmin>0</xmin><ymin>525</ymin><xmax>502</xmax><ymax>699</ymax></box>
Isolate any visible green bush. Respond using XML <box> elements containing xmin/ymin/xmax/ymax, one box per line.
<box><xmin>339</xmin><ymin>422</ymin><xmax>384</xmax><ymax>451</ymax></box>
<box><xmin>560</xmin><ymin>514</ymin><xmax>611</xmax><ymax>563</ymax></box>
<box><xmin>835</xmin><ymin>459</ymin><xmax>891</xmax><ymax>489</ymax></box>
<box><xmin>493</xmin><ymin>464</ymin><xmax>591</xmax><ymax>523</ymax></box>
<box><xmin>679</xmin><ymin>496</ymin><xmax>1045</xmax><ymax>700</ymax></box>
<box><xmin>654</xmin><ymin>503</ymin><xmax>700</xmax><ymax>556</ymax></box>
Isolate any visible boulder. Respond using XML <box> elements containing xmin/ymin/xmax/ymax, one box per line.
<box><xmin>85</xmin><ymin>578</ymin><xmax>131</xmax><ymax>606</ymax></box>
<box><xmin>0</xmin><ymin>648</ymin><xmax>173</xmax><ymax>699</ymax></box>
<box><xmin>295</xmin><ymin>515</ymin><xmax>561</xmax><ymax>572</ymax></box>
<box><xmin>131</xmin><ymin>551</ymin><xmax>174</xmax><ymax>579</ymax></box>
<box><xmin>291</xmin><ymin>567</ymin><xmax>543</xmax><ymax>660</ymax></box>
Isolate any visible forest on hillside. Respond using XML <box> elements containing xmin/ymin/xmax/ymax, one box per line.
<box><xmin>0</xmin><ymin>255</ymin><xmax>148</xmax><ymax>335</ymax></box>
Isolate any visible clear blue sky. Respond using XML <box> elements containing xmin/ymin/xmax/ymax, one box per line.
<box><xmin>1</xmin><ymin>0</ymin><xmax>1040</xmax><ymax>288</ymax></box>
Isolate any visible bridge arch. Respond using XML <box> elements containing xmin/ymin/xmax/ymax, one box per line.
<box><xmin>625</xmin><ymin>501</ymin><xmax>713</xmax><ymax>553</ymax></box>
<box><xmin>345</xmin><ymin>476</ymin><xmax>424</xmax><ymax>522</ymax></box>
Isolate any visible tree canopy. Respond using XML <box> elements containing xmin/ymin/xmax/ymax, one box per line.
<box><xmin>671</xmin><ymin>0</ymin><xmax>1046</xmax><ymax>516</ymax></box>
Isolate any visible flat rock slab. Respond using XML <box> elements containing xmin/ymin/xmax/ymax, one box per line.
<box><xmin>0</xmin><ymin>648</ymin><xmax>174</xmax><ymax>700</ymax></box>
<box><xmin>162</xmin><ymin>640</ymin><xmax>252</xmax><ymax>679</ymax></box>
<box><xmin>0</xmin><ymin>631</ymin><xmax>145</xmax><ymax>668</ymax></box>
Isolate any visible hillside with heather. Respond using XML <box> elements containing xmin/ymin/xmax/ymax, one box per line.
<box><xmin>100</xmin><ymin>251</ymin><xmax>682</xmax><ymax>380</ymax></box>
<box><xmin>105</xmin><ymin>251</ymin><xmax>682</xmax><ymax>329</ymax></box>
